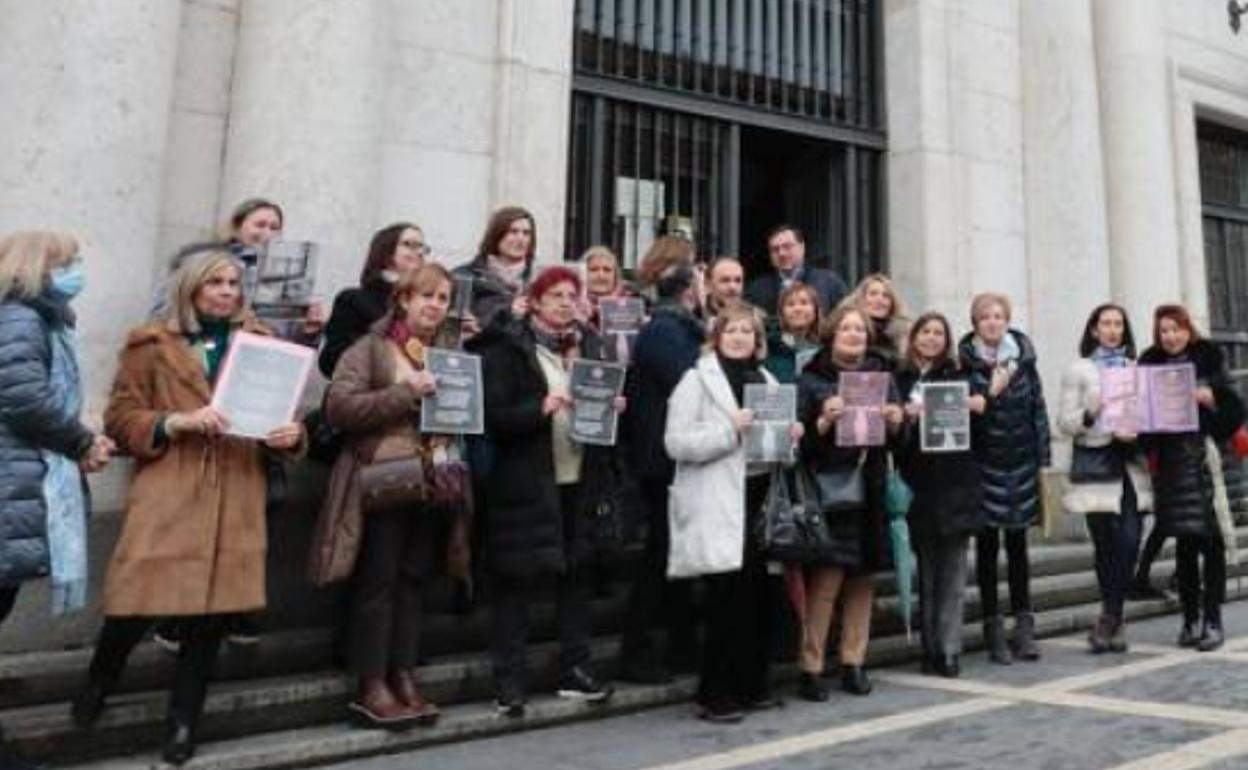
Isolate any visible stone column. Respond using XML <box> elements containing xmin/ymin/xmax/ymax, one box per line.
<box><xmin>0</xmin><ymin>0</ymin><xmax>182</xmax><ymax>416</ymax></box>
<box><xmin>489</xmin><ymin>0</ymin><xmax>577</xmax><ymax>264</ymax></box>
<box><xmin>1093</xmin><ymin>0</ymin><xmax>1183</xmax><ymax>326</ymax></box>
<box><xmin>1021</xmin><ymin>0</ymin><xmax>1112</xmax><ymax>388</ymax></box>
<box><xmin>218</xmin><ymin>0</ymin><xmax>384</xmax><ymax>293</ymax></box>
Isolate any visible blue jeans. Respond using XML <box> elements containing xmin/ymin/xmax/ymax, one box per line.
<box><xmin>1085</xmin><ymin>475</ymin><xmax>1142</xmax><ymax>619</ymax></box>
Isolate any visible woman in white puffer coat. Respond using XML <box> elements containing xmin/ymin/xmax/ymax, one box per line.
<box><xmin>1057</xmin><ymin>303</ymin><xmax>1153</xmax><ymax>654</ymax></box>
<box><xmin>665</xmin><ymin>303</ymin><xmax>800</xmax><ymax>724</ymax></box>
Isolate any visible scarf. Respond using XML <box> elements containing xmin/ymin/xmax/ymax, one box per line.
<box><xmin>487</xmin><ymin>255</ymin><xmax>528</xmax><ymax>294</ymax></box>
<box><xmin>718</xmin><ymin>353</ymin><xmax>764</xmax><ymax>406</ymax></box>
<box><xmin>43</xmin><ymin>321</ymin><xmax>88</xmax><ymax>615</ymax></box>
<box><xmin>530</xmin><ymin>315</ymin><xmax>582</xmax><ymax>358</ymax></box>
<box><xmin>187</xmin><ymin>317</ymin><xmax>232</xmax><ymax>384</ymax></box>
<box><xmin>972</xmin><ymin>332</ymin><xmax>1020</xmax><ymax>367</ymax></box>
<box><xmin>1091</xmin><ymin>345</ymin><xmax>1130</xmax><ymax>369</ymax></box>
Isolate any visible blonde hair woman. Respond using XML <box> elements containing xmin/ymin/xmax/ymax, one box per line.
<box><xmin>847</xmin><ymin>273</ymin><xmax>910</xmax><ymax>369</ymax></box>
<box><xmin>74</xmin><ymin>248</ymin><xmax>305</xmax><ymax>765</ymax></box>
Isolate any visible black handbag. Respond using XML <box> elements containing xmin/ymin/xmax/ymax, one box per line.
<box><xmin>1069</xmin><ymin>444</ymin><xmax>1121</xmax><ymax>483</ymax></box>
<box><xmin>578</xmin><ymin>448</ymin><xmax>644</xmax><ymax>554</ymax></box>
<box><xmin>357</xmin><ymin>455</ymin><xmax>426</xmax><ymax>513</ymax></box>
<box><xmin>813</xmin><ymin>452</ymin><xmax>868</xmax><ymax>514</ymax></box>
<box><xmin>756</xmin><ymin>467</ymin><xmax>833</xmax><ymax>563</ymax></box>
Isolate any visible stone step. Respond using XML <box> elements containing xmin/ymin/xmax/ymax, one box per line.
<box><xmin>62</xmin><ymin>588</ymin><xmax>1248</xmax><ymax>770</ymax></box>
<box><xmin>13</xmin><ymin>549</ymin><xmax>1247</xmax><ymax>765</ymax></box>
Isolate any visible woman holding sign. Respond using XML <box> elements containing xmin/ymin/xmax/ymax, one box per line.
<box><xmin>470</xmin><ymin>265</ymin><xmax>617</xmax><ymax>717</ymax></box>
<box><xmin>1138</xmin><ymin>305</ymin><xmax>1240</xmax><ymax>651</ymax></box>
<box><xmin>309</xmin><ymin>264</ymin><xmax>467</xmax><ymax>729</ymax></box>
<box><xmin>74</xmin><ymin>250</ymin><xmax>305</xmax><ymax>765</ymax></box>
<box><xmin>895</xmin><ymin>313</ymin><xmax>985</xmax><ymax>677</ymax></box>
<box><xmin>958</xmin><ymin>293</ymin><xmax>1050</xmax><ymax>665</ymax></box>
<box><xmin>1057</xmin><ymin>304</ymin><xmax>1153</xmax><ymax>654</ymax></box>
<box><xmin>794</xmin><ymin>304</ymin><xmax>902</xmax><ymax>701</ymax></box>
<box><xmin>666</xmin><ymin>303</ymin><xmax>796</xmax><ymax>722</ymax></box>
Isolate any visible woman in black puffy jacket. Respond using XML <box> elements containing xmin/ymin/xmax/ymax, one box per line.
<box><xmin>1139</xmin><ymin>304</ymin><xmax>1238</xmax><ymax>651</ymax></box>
<box><xmin>897</xmin><ymin>313</ymin><xmax>985</xmax><ymax>678</ymax></box>
<box><xmin>958</xmin><ymin>293</ymin><xmax>1051</xmax><ymax>665</ymax></box>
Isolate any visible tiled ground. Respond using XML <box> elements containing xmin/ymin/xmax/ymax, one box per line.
<box><xmin>329</xmin><ymin>601</ymin><xmax>1248</xmax><ymax>770</ymax></box>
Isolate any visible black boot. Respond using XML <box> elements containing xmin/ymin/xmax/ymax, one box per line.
<box><xmin>1198</xmin><ymin>622</ymin><xmax>1225</xmax><ymax>652</ymax></box>
<box><xmin>797</xmin><ymin>672</ymin><xmax>829</xmax><ymax>702</ymax></box>
<box><xmin>1010</xmin><ymin>612</ymin><xmax>1040</xmax><ymax>661</ymax></box>
<box><xmin>935</xmin><ymin>655</ymin><xmax>961</xmax><ymax>678</ymax></box>
<box><xmin>983</xmin><ymin>617</ymin><xmax>1012</xmax><ymax>665</ymax></box>
<box><xmin>841</xmin><ymin>666</ymin><xmax>872</xmax><ymax>696</ymax></box>
<box><xmin>71</xmin><ymin>676</ymin><xmax>111</xmax><ymax>729</ymax></box>
<box><xmin>162</xmin><ymin>717</ymin><xmax>196</xmax><ymax>765</ymax></box>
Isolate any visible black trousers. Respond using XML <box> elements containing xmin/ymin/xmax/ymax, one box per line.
<box><xmin>491</xmin><ymin>484</ymin><xmax>591</xmax><ymax>695</ymax></box>
<box><xmin>915</xmin><ymin>534</ymin><xmax>970</xmax><ymax>659</ymax></box>
<box><xmin>1134</xmin><ymin>517</ymin><xmax>1169</xmax><ymax>583</ymax></box>
<box><xmin>1176</xmin><ymin>533</ymin><xmax>1226</xmax><ymax>626</ymax></box>
<box><xmin>697</xmin><ymin>477</ymin><xmax>771</xmax><ymax>709</ymax></box>
<box><xmin>348</xmin><ymin>506</ymin><xmax>435</xmax><ymax>677</ymax></box>
<box><xmin>0</xmin><ymin>584</ymin><xmax>19</xmax><ymax>627</ymax></box>
<box><xmin>621</xmin><ymin>477</ymin><xmax>697</xmax><ymax>668</ymax></box>
<box><xmin>975</xmin><ymin>527</ymin><xmax>1031</xmax><ymax>617</ymax></box>
<box><xmin>88</xmin><ymin>615</ymin><xmax>227</xmax><ymax>728</ymax></box>
<box><xmin>1086</xmin><ymin>476</ymin><xmax>1142</xmax><ymax>620</ymax></box>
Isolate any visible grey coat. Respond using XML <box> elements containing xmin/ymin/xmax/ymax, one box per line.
<box><xmin>0</xmin><ymin>297</ymin><xmax>94</xmax><ymax>584</ymax></box>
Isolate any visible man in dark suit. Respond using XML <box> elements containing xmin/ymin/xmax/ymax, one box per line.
<box><xmin>745</xmin><ymin>224</ymin><xmax>849</xmax><ymax>316</ymax></box>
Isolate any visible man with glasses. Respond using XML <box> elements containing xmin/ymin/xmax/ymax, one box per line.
<box><xmin>745</xmin><ymin>224</ymin><xmax>848</xmax><ymax>316</ymax></box>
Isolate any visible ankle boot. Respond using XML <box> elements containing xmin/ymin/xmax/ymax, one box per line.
<box><xmin>349</xmin><ymin>676</ymin><xmax>419</xmax><ymax>729</ymax></box>
<box><xmin>161</xmin><ymin>717</ymin><xmax>196</xmax><ymax>766</ymax></box>
<box><xmin>389</xmin><ymin>669</ymin><xmax>440</xmax><ymax>724</ymax></box>
<box><xmin>1010</xmin><ymin>612</ymin><xmax>1040</xmax><ymax>661</ymax></box>
<box><xmin>1108</xmin><ymin>616</ymin><xmax>1128</xmax><ymax>653</ymax></box>
<box><xmin>983</xmin><ymin>616</ymin><xmax>1012</xmax><ymax>665</ymax></box>
<box><xmin>841</xmin><ymin>665</ymin><xmax>872</xmax><ymax>695</ymax></box>
<box><xmin>1087</xmin><ymin>614</ymin><xmax>1114</xmax><ymax>654</ymax></box>
<box><xmin>71</xmin><ymin>675</ymin><xmax>113</xmax><ymax>729</ymax></box>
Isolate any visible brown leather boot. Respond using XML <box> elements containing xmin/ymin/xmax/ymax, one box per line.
<box><xmin>390</xmin><ymin>669</ymin><xmax>440</xmax><ymax>725</ymax></box>
<box><xmin>348</xmin><ymin>676</ymin><xmax>419</xmax><ymax>729</ymax></box>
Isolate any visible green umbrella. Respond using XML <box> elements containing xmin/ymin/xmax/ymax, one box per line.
<box><xmin>885</xmin><ymin>463</ymin><xmax>916</xmax><ymax>641</ymax></box>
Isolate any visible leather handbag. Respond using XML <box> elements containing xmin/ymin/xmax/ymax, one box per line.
<box><xmin>1068</xmin><ymin>444</ymin><xmax>1121</xmax><ymax>484</ymax></box>
<box><xmin>756</xmin><ymin>467</ymin><xmax>833</xmax><ymax>564</ymax></box>
<box><xmin>814</xmin><ymin>452</ymin><xmax>868</xmax><ymax>514</ymax></box>
<box><xmin>357</xmin><ymin>432</ymin><xmax>426</xmax><ymax>513</ymax></box>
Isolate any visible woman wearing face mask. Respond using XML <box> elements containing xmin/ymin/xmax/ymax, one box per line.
<box><xmin>310</xmin><ymin>264</ymin><xmax>461</xmax><ymax>728</ymax></box>
<box><xmin>1138</xmin><ymin>305</ymin><xmax>1240</xmax><ymax>651</ymax></box>
<box><xmin>958</xmin><ymin>293</ymin><xmax>1051</xmax><ymax>665</ymax></box>
<box><xmin>72</xmin><ymin>250</ymin><xmax>305</xmax><ymax>765</ymax></box>
<box><xmin>468</xmin><ymin>266</ymin><xmax>618</xmax><ymax>716</ymax></box>
<box><xmin>896</xmin><ymin>313</ymin><xmax>985</xmax><ymax>677</ymax></box>
<box><xmin>0</xmin><ymin>232</ymin><xmax>115</xmax><ymax>627</ymax></box>
<box><xmin>453</xmin><ymin>206</ymin><xmax>538</xmax><ymax>330</ymax></box>
<box><xmin>847</xmin><ymin>273</ymin><xmax>910</xmax><ymax>370</ymax></box>
<box><xmin>794</xmin><ymin>304</ymin><xmax>903</xmax><ymax>701</ymax></box>
<box><xmin>319</xmin><ymin>223</ymin><xmax>429</xmax><ymax>377</ymax></box>
<box><xmin>666</xmin><ymin>303</ymin><xmax>798</xmax><ymax>722</ymax></box>
<box><xmin>1057</xmin><ymin>304</ymin><xmax>1153</xmax><ymax>654</ymax></box>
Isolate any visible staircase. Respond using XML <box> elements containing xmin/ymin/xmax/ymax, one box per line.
<box><xmin>1</xmin><ymin>526</ymin><xmax>1238</xmax><ymax>769</ymax></box>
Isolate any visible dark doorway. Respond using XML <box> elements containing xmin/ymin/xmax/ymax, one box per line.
<box><xmin>739</xmin><ymin>127</ymin><xmax>837</xmax><ymax>282</ymax></box>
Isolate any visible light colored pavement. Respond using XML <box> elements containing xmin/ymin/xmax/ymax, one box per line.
<box><xmin>322</xmin><ymin>601</ymin><xmax>1248</xmax><ymax>770</ymax></box>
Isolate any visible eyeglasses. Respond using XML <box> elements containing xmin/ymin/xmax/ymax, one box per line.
<box><xmin>400</xmin><ymin>239</ymin><xmax>432</xmax><ymax>257</ymax></box>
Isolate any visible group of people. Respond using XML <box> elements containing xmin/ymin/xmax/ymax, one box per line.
<box><xmin>0</xmin><ymin>201</ymin><xmax>1240</xmax><ymax>763</ymax></box>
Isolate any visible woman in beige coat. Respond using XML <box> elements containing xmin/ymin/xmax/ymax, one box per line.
<box><xmin>72</xmin><ymin>248</ymin><xmax>304</xmax><ymax>765</ymax></box>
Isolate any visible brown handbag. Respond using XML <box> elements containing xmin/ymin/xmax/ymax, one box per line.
<box><xmin>357</xmin><ymin>432</ymin><xmax>427</xmax><ymax>513</ymax></box>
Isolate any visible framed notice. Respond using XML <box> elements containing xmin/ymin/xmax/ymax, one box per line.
<box><xmin>421</xmin><ymin>349</ymin><xmax>484</xmax><ymax>435</ymax></box>
<box><xmin>210</xmin><ymin>332</ymin><xmax>316</xmax><ymax>439</ymax></box>
<box><xmin>598</xmin><ymin>297</ymin><xmax>646</xmax><ymax>365</ymax></box>
<box><xmin>836</xmin><ymin>371</ymin><xmax>890</xmax><ymax>447</ymax></box>
<box><xmin>744</xmin><ymin>383</ymin><xmax>797</xmax><ymax>463</ymax></box>
<box><xmin>1097</xmin><ymin>364</ymin><xmax>1198</xmax><ymax>434</ymax></box>
<box><xmin>919</xmin><ymin>381</ymin><xmax>971</xmax><ymax>452</ymax></box>
<box><xmin>569</xmin><ymin>359</ymin><xmax>627</xmax><ymax>446</ymax></box>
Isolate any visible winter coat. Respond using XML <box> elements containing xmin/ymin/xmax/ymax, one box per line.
<box><xmin>664</xmin><ymin>353</ymin><xmax>778</xmax><ymax>578</ymax></box>
<box><xmin>745</xmin><ymin>266</ymin><xmax>849</xmax><ymax>316</ymax></box>
<box><xmin>101</xmin><ymin>319</ymin><xmax>304</xmax><ymax>617</ymax></box>
<box><xmin>318</xmin><ymin>280</ymin><xmax>390</xmax><ymax>378</ymax></box>
<box><xmin>623</xmin><ymin>303</ymin><xmax>704</xmax><ymax>483</ymax></box>
<box><xmin>763</xmin><ymin>331</ymin><xmax>819</xmax><ymax>385</ymax></box>
<box><xmin>1056</xmin><ymin>357</ymin><xmax>1154</xmax><ymax>515</ymax></box>
<box><xmin>796</xmin><ymin>349</ymin><xmax>895</xmax><ymax>572</ymax></box>
<box><xmin>958</xmin><ymin>330</ymin><xmax>1052</xmax><ymax>529</ymax></box>
<box><xmin>894</xmin><ymin>360</ymin><xmax>985</xmax><ymax>540</ymax></box>
<box><xmin>469</xmin><ymin>318</ymin><xmax>607</xmax><ymax>582</ymax></box>
<box><xmin>450</xmin><ymin>253</ymin><xmax>533</xmax><ymax>331</ymax></box>
<box><xmin>0</xmin><ymin>297</ymin><xmax>96</xmax><ymax>585</ymax></box>
<box><xmin>1138</xmin><ymin>340</ymin><xmax>1232</xmax><ymax>538</ymax></box>
<box><xmin>308</xmin><ymin>319</ymin><xmax>470</xmax><ymax>586</ymax></box>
